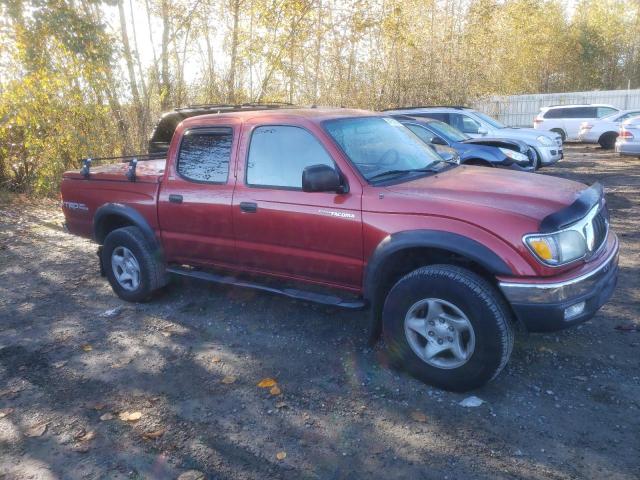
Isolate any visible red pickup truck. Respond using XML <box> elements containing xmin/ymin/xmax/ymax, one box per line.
<box><xmin>61</xmin><ymin>107</ymin><xmax>619</xmax><ymax>391</ymax></box>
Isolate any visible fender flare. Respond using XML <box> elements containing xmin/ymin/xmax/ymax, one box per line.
<box><xmin>363</xmin><ymin>230</ymin><xmax>514</xmax><ymax>343</ymax></box>
<box><xmin>93</xmin><ymin>203</ymin><xmax>158</xmax><ymax>248</ymax></box>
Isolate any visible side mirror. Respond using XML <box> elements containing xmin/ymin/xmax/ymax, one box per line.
<box><xmin>302</xmin><ymin>164</ymin><xmax>344</xmax><ymax>193</ymax></box>
<box><xmin>477</xmin><ymin>127</ymin><xmax>488</xmax><ymax>135</ymax></box>
<box><xmin>431</xmin><ymin>136</ymin><xmax>447</xmax><ymax>146</ymax></box>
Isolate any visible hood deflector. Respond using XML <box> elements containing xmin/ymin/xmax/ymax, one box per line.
<box><xmin>539</xmin><ymin>182</ymin><xmax>603</xmax><ymax>233</ymax></box>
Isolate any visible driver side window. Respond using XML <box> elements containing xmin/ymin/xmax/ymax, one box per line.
<box><xmin>246</xmin><ymin>126</ymin><xmax>334</xmax><ymax>189</ymax></box>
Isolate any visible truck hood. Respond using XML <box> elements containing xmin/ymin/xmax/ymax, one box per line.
<box><xmin>381</xmin><ymin>165</ymin><xmax>585</xmax><ymax>230</ymax></box>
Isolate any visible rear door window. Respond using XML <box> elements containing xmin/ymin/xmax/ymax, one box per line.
<box><xmin>597</xmin><ymin>107</ymin><xmax>618</xmax><ymax>118</ymax></box>
<box><xmin>246</xmin><ymin>126</ymin><xmax>334</xmax><ymax>189</ymax></box>
<box><xmin>177</xmin><ymin>128</ymin><xmax>233</xmax><ymax>183</ymax></box>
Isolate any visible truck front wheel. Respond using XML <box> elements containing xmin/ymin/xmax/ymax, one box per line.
<box><xmin>382</xmin><ymin>265</ymin><xmax>514</xmax><ymax>391</ymax></box>
<box><xmin>101</xmin><ymin>226</ymin><xmax>165</xmax><ymax>302</ymax></box>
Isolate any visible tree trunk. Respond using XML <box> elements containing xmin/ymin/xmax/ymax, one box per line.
<box><xmin>161</xmin><ymin>0</ymin><xmax>171</xmax><ymax>110</ymax></box>
<box><xmin>117</xmin><ymin>0</ymin><xmax>144</xmax><ymax>149</ymax></box>
<box><xmin>228</xmin><ymin>0</ymin><xmax>240</xmax><ymax>103</ymax></box>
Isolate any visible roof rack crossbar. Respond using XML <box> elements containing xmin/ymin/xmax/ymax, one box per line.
<box><xmin>381</xmin><ymin>105</ymin><xmax>470</xmax><ymax>111</ymax></box>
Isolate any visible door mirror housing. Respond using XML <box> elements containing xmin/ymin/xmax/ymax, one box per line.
<box><xmin>431</xmin><ymin>136</ymin><xmax>447</xmax><ymax>146</ymax></box>
<box><xmin>302</xmin><ymin>164</ymin><xmax>345</xmax><ymax>193</ymax></box>
<box><xmin>477</xmin><ymin>126</ymin><xmax>489</xmax><ymax>135</ymax></box>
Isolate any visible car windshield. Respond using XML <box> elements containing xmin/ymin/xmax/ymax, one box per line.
<box><xmin>426</xmin><ymin>120</ymin><xmax>469</xmax><ymax>142</ymax></box>
<box><xmin>323</xmin><ymin>116</ymin><xmax>446</xmax><ymax>182</ymax></box>
<box><xmin>473</xmin><ymin>111</ymin><xmax>506</xmax><ymax>129</ymax></box>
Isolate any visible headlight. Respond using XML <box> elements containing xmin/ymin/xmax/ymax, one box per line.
<box><xmin>524</xmin><ymin>230</ymin><xmax>587</xmax><ymax>266</ymax></box>
<box><xmin>499</xmin><ymin>148</ymin><xmax>528</xmax><ymax>162</ymax></box>
<box><xmin>537</xmin><ymin>135</ymin><xmax>554</xmax><ymax>146</ymax></box>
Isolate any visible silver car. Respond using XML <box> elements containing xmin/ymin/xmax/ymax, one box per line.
<box><xmin>615</xmin><ymin>116</ymin><xmax>640</xmax><ymax>156</ymax></box>
<box><xmin>384</xmin><ymin>106</ymin><xmax>563</xmax><ymax>168</ymax></box>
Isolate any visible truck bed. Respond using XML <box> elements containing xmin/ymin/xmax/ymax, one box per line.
<box><xmin>63</xmin><ymin>158</ymin><xmax>166</xmax><ymax>183</ymax></box>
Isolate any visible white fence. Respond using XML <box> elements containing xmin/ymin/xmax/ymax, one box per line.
<box><xmin>473</xmin><ymin>89</ymin><xmax>640</xmax><ymax>127</ymax></box>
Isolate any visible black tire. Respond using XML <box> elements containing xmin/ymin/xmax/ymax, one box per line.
<box><xmin>551</xmin><ymin>128</ymin><xmax>566</xmax><ymax>143</ymax></box>
<box><xmin>529</xmin><ymin>148</ymin><xmax>541</xmax><ymax>170</ymax></box>
<box><xmin>382</xmin><ymin>265</ymin><xmax>514</xmax><ymax>392</ymax></box>
<box><xmin>598</xmin><ymin>132</ymin><xmax>618</xmax><ymax>150</ymax></box>
<box><xmin>101</xmin><ymin>226</ymin><xmax>166</xmax><ymax>302</ymax></box>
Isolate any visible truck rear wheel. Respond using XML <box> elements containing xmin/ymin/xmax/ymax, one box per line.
<box><xmin>101</xmin><ymin>226</ymin><xmax>165</xmax><ymax>302</ymax></box>
<box><xmin>382</xmin><ymin>265</ymin><xmax>514</xmax><ymax>391</ymax></box>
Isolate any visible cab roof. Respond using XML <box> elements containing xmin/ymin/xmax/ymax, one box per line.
<box><xmin>179</xmin><ymin>107</ymin><xmax>375</xmax><ymax>128</ymax></box>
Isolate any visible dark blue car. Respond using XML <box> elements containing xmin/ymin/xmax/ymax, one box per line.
<box><xmin>393</xmin><ymin>115</ymin><xmax>537</xmax><ymax>171</ymax></box>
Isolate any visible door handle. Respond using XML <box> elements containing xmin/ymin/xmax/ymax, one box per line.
<box><xmin>240</xmin><ymin>201</ymin><xmax>257</xmax><ymax>213</ymax></box>
<box><xmin>169</xmin><ymin>194</ymin><xmax>183</xmax><ymax>204</ymax></box>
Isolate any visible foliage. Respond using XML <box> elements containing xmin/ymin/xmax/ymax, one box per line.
<box><xmin>1</xmin><ymin>0</ymin><xmax>639</xmax><ymax>195</ymax></box>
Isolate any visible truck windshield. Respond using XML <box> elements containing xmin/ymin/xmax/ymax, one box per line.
<box><xmin>324</xmin><ymin>116</ymin><xmax>446</xmax><ymax>182</ymax></box>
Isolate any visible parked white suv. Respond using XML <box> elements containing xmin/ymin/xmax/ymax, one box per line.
<box><xmin>533</xmin><ymin>104</ymin><xmax>619</xmax><ymax>142</ymax></box>
<box><xmin>577</xmin><ymin>109</ymin><xmax>640</xmax><ymax>149</ymax></box>
<box><xmin>384</xmin><ymin>106</ymin><xmax>563</xmax><ymax>168</ymax></box>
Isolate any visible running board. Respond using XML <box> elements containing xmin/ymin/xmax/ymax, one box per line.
<box><xmin>166</xmin><ymin>266</ymin><xmax>366</xmax><ymax>309</ymax></box>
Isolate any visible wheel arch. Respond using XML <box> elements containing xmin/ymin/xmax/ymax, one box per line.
<box><xmin>94</xmin><ymin>203</ymin><xmax>158</xmax><ymax>248</ymax></box>
<box><xmin>550</xmin><ymin>128</ymin><xmax>566</xmax><ymax>141</ymax></box>
<box><xmin>363</xmin><ymin>230</ymin><xmax>514</xmax><ymax>343</ymax></box>
<box><xmin>462</xmin><ymin>158</ymin><xmax>493</xmax><ymax>167</ymax></box>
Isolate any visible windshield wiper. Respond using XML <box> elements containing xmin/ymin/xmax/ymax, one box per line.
<box><xmin>368</xmin><ymin>165</ymin><xmax>442</xmax><ymax>182</ymax></box>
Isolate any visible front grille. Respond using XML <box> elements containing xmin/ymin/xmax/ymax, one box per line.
<box><xmin>591</xmin><ymin>207</ymin><xmax>609</xmax><ymax>253</ymax></box>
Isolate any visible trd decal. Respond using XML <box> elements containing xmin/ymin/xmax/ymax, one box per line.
<box><xmin>62</xmin><ymin>201</ymin><xmax>89</xmax><ymax>212</ymax></box>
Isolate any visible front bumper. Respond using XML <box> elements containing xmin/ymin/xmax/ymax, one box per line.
<box><xmin>498</xmin><ymin>236</ymin><xmax>619</xmax><ymax>332</ymax></box>
<box><xmin>537</xmin><ymin>145</ymin><xmax>563</xmax><ymax>166</ymax></box>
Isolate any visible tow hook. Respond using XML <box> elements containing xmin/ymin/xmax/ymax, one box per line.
<box><xmin>97</xmin><ymin>246</ymin><xmax>106</xmax><ymax>277</ymax></box>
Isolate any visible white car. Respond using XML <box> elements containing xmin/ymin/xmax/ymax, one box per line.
<box><xmin>577</xmin><ymin>109</ymin><xmax>640</xmax><ymax>149</ymax></box>
<box><xmin>615</xmin><ymin>116</ymin><xmax>640</xmax><ymax>157</ymax></box>
<box><xmin>534</xmin><ymin>104</ymin><xmax>619</xmax><ymax>142</ymax></box>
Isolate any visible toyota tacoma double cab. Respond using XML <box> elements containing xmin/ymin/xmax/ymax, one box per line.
<box><xmin>61</xmin><ymin>107</ymin><xmax>619</xmax><ymax>391</ymax></box>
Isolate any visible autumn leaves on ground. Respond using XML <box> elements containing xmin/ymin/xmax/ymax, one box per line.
<box><xmin>1</xmin><ymin>146</ymin><xmax>639</xmax><ymax>479</ymax></box>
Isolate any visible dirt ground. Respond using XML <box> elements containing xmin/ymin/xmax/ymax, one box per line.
<box><xmin>0</xmin><ymin>145</ymin><xmax>638</xmax><ymax>480</ymax></box>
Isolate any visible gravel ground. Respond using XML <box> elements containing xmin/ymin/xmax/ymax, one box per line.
<box><xmin>0</xmin><ymin>145</ymin><xmax>638</xmax><ymax>480</ymax></box>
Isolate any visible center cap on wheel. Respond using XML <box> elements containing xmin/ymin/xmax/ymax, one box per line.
<box><xmin>404</xmin><ymin>298</ymin><xmax>476</xmax><ymax>370</ymax></box>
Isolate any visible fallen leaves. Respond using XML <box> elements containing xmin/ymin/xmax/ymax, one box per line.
<box><xmin>276</xmin><ymin>451</ymin><xmax>287</xmax><ymax>460</ymax></box>
<box><xmin>257</xmin><ymin>378</ymin><xmax>277</xmax><ymax>388</ymax></box>
<box><xmin>0</xmin><ymin>407</ymin><xmax>14</xmax><ymax>419</ymax></box>
<box><xmin>178</xmin><ymin>471</ymin><xmax>205</xmax><ymax>480</ymax></box>
<box><xmin>25</xmin><ymin>422</ymin><xmax>48</xmax><ymax>437</ymax></box>
<box><xmin>269</xmin><ymin>386</ymin><xmax>281</xmax><ymax>396</ymax></box>
<box><xmin>142</xmin><ymin>427</ymin><xmax>166</xmax><ymax>440</ymax></box>
<box><xmin>410</xmin><ymin>411</ymin><xmax>427</xmax><ymax>423</ymax></box>
<box><xmin>211</xmin><ymin>356</ymin><xmax>222</xmax><ymax>363</ymax></box>
<box><xmin>221</xmin><ymin>375</ymin><xmax>237</xmax><ymax>384</ymax></box>
<box><xmin>118</xmin><ymin>411</ymin><xmax>142</xmax><ymax>422</ymax></box>
<box><xmin>81</xmin><ymin>344</ymin><xmax>93</xmax><ymax>352</ymax></box>
<box><xmin>75</xmin><ymin>429</ymin><xmax>95</xmax><ymax>442</ymax></box>
<box><xmin>258</xmin><ymin>377</ymin><xmax>282</xmax><ymax>396</ymax></box>
<box><xmin>275</xmin><ymin>401</ymin><xmax>288</xmax><ymax>409</ymax></box>
<box><xmin>100</xmin><ymin>413</ymin><xmax>115</xmax><ymax>421</ymax></box>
